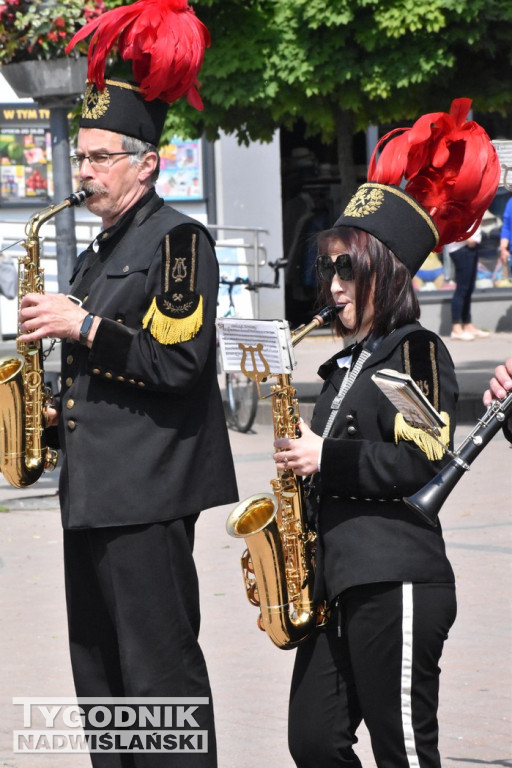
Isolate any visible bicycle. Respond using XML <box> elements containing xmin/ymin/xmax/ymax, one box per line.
<box><xmin>219</xmin><ymin>259</ymin><xmax>286</xmax><ymax>432</ymax></box>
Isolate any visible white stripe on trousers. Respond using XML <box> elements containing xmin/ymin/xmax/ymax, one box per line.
<box><xmin>401</xmin><ymin>582</ymin><xmax>420</xmax><ymax>767</ymax></box>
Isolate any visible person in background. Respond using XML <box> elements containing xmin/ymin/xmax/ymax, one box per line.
<box><xmin>273</xmin><ymin>99</ymin><xmax>499</xmax><ymax>768</ymax></box>
<box><xmin>498</xmin><ymin>196</ymin><xmax>512</xmax><ymax>276</ymax></box>
<box><xmin>17</xmin><ymin>2</ymin><xmax>238</xmax><ymax>766</ymax></box>
<box><xmin>445</xmin><ymin>226</ymin><xmax>490</xmax><ymax>340</ymax></box>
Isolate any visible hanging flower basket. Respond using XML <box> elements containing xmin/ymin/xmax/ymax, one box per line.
<box><xmin>1</xmin><ymin>57</ymin><xmax>87</xmax><ymax>104</ymax></box>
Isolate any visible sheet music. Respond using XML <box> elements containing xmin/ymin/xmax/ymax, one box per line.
<box><xmin>216</xmin><ymin>317</ymin><xmax>296</xmax><ymax>375</ymax></box>
<box><xmin>492</xmin><ymin>139</ymin><xmax>512</xmax><ymax>189</ymax></box>
<box><xmin>372</xmin><ymin>368</ymin><xmax>446</xmax><ymax>433</ymax></box>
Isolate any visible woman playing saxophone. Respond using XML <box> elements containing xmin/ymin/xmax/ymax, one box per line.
<box><xmin>272</xmin><ymin>100</ymin><xmax>499</xmax><ymax>768</ymax></box>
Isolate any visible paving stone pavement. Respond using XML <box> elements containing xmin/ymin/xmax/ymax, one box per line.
<box><xmin>0</xmin><ymin>331</ymin><xmax>511</xmax><ymax>767</ymax></box>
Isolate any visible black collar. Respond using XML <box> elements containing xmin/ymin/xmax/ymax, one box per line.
<box><xmin>95</xmin><ymin>189</ymin><xmax>164</xmax><ymax>248</ymax></box>
<box><xmin>317</xmin><ymin>332</ymin><xmax>384</xmax><ymax>380</ymax></box>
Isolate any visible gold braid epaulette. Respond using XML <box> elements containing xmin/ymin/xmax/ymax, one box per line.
<box><xmin>142</xmin><ymin>227</ymin><xmax>203</xmax><ymax>344</ymax></box>
<box><xmin>394</xmin><ymin>412</ymin><xmax>450</xmax><ymax>460</ymax></box>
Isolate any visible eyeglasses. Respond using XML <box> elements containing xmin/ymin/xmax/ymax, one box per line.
<box><xmin>70</xmin><ymin>151</ymin><xmax>138</xmax><ymax>169</ymax></box>
<box><xmin>315</xmin><ymin>253</ymin><xmax>354</xmax><ymax>283</ymax></box>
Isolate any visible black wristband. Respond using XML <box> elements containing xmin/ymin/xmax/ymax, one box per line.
<box><xmin>79</xmin><ymin>313</ymin><xmax>95</xmax><ymax>345</ymax></box>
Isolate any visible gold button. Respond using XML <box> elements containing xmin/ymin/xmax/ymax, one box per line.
<box><xmin>116</xmin><ymin>317</ymin><xmax>124</xmax><ymax>323</ymax></box>
<box><xmin>105</xmin><ymin>371</ymin><xmax>113</xmax><ymax>379</ymax></box>
<box><xmin>117</xmin><ymin>376</ymin><xmax>125</xmax><ymax>382</ymax></box>
<box><xmin>123</xmin><ymin>265</ymin><xmax>130</xmax><ymax>273</ymax></box>
<box><xmin>137</xmin><ymin>381</ymin><xmax>145</xmax><ymax>387</ymax></box>
<box><xmin>129</xmin><ymin>379</ymin><xmax>135</xmax><ymax>384</ymax></box>
<box><xmin>68</xmin><ymin>420</ymin><xmax>76</xmax><ymax>430</ymax></box>
<box><xmin>66</xmin><ymin>355</ymin><xmax>74</xmax><ymax>365</ymax></box>
<box><xmin>92</xmin><ymin>368</ymin><xmax>101</xmax><ymax>375</ymax></box>
<box><xmin>66</xmin><ymin>399</ymin><xmax>75</xmax><ymax>409</ymax></box>
<box><xmin>65</xmin><ymin>377</ymin><xmax>73</xmax><ymax>387</ymax></box>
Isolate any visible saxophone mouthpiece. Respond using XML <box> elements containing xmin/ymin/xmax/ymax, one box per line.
<box><xmin>292</xmin><ymin>304</ymin><xmax>346</xmax><ymax>345</ymax></box>
<box><xmin>66</xmin><ymin>190</ymin><xmax>93</xmax><ymax>206</ymax></box>
<box><xmin>314</xmin><ymin>305</ymin><xmax>346</xmax><ymax>326</ymax></box>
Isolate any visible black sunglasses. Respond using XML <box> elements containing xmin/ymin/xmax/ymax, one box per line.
<box><xmin>315</xmin><ymin>253</ymin><xmax>354</xmax><ymax>283</ymax></box>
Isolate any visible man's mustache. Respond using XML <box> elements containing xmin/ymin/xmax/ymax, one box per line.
<box><xmin>78</xmin><ymin>182</ymin><xmax>107</xmax><ymax>196</ymax></box>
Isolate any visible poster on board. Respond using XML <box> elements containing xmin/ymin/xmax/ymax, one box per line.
<box><xmin>156</xmin><ymin>136</ymin><xmax>203</xmax><ymax>201</ymax></box>
<box><xmin>0</xmin><ymin>123</ymin><xmax>52</xmax><ymax>202</ymax></box>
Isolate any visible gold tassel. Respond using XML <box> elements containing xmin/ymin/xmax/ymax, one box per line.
<box><xmin>394</xmin><ymin>411</ymin><xmax>450</xmax><ymax>461</ymax></box>
<box><xmin>142</xmin><ymin>295</ymin><xmax>203</xmax><ymax>344</ymax></box>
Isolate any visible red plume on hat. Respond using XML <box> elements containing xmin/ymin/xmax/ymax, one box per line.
<box><xmin>367</xmin><ymin>98</ymin><xmax>500</xmax><ymax>250</ymax></box>
<box><xmin>65</xmin><ymin>0</ymin><xmax>210</xmax><ymax>110</ymax></box>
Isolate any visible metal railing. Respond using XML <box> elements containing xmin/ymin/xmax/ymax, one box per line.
<box><xmin>1</xmin><ymin>220</ymin><xmax>269</xmax><ymax>268</ymax></box>
<box><xmin>0</xmin><ymin>218</ymin><xmax>272</xmax><ymax>333</ymax></box>
<box><xmin>208</xmin><ymin>223</ymin><xmax>270</xmax><ymax>318</ymax></box>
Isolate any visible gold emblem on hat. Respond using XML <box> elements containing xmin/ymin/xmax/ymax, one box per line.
<box><xmin>82</xmin><ymin>83</ymin><xmax>111</xmax><ymax>120</ymax></box>
<box><xmin>344</xmin><ymin>185</ymin><xmax>384</xmax><ymax>217</ymax></box>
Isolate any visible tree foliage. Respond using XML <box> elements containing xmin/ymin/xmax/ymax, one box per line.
<box><xmin>165</xmin><ymin>0</ymin><xmax>512</xmax><ymax>159</ymax></box>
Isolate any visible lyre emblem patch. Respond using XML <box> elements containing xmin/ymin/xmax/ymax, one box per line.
<box><xmin>171</xmin><ymin>257</ymin><xmax>187</xmax><ymax>282</ymax></box>
<box><xmin>416</xmin><ymin>379</ymin><xmax>430</xmax><ymax>398</ymax></box>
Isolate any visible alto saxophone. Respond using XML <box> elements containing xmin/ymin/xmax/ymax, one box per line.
<box><xmin>226</xmin><ymin>305</ymin><xmax>339</xmax><ymax>649</ymax></box>
<box><xmin>0</xmin><ymin>191</ymin><xmax>90</xmax><ymax>488</ymax></box>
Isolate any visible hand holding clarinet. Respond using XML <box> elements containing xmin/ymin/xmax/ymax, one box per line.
<box><xmin>483</xmin><ymin>357</ymin><xmax>512</xmax><ymax>407</ymax></box>
<box><xmin>484</xmin><ymin>357</ymin><xmax>512</xmax><ymax>444</ymax></box>
<box><xmin>404</xmin><ymin>357</ymin><xmax>512</xmax><ymax>524</ymax></box>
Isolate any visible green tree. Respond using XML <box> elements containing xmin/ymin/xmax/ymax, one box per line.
<box><xmin>166</xmin><ymin>0</ymin><xmax>512</xmax><ymax>203</ymax></box>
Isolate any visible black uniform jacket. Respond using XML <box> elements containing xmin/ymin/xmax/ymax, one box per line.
<box><xmin>310</xmin><ymin>323</ymin><xmax>458</xmax><ymax>603</ymax></box>
<box><xmin>58</xmin><ymin>192</ymin><xmax>238</xmax><ymax>529</ymax></box>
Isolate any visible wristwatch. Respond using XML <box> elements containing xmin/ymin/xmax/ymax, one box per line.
<box><xmin>79</xmin><ymin>313</ymin><xmax>95</xmax><ymax>345</ymax></box>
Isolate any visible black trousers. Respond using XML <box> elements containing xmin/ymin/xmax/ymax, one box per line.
<box><xmin>288</xmin><ymin>582</ymin><xmax>457</xmax><ymax>768</ymax></box>
<box><xmin>450</xmin><ymin>246</ymin><xmax>479</xmax><ymax>324</ymax></box>
<box><xmin>63</xmin><ymin>516</ymin><xmax>217</xmax><ymax>768</ymax></box>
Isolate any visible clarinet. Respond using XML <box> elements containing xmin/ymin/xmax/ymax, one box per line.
<box><xmin>404</xmin><ymin>391</ymin><xmax>512</xmax><ymax>526</ymax></box>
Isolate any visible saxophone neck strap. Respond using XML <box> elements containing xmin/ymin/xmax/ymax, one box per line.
<box><xmin>321</xmin><ymin>347</ymin><xmax>371</xmax><ymax>439</ymax></box>
<box><xmin>321</xmin><ymin>333</ymin><xmax>382</xmax><ymax>439</ymax></box>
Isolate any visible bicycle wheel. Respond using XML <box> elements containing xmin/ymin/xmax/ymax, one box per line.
<box><xmin>225</xmin><ymin>372</ymin><xmax>258</xmax><ymax>432</ymax></box>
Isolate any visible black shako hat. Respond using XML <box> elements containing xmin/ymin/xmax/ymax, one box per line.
<box><xmin>333</xmin><ymin>182</ymin><xmax>439</xmax><ymax>276</ymax></box>
<box><xmin>332</xmin><ymin>99</ymin><xmax>500</xmax><ymax>277</ymax></box>
<box><xmin>79</xmin><ymin>78</ymin><xmax>169</xmax><ymax>147</ymax></box>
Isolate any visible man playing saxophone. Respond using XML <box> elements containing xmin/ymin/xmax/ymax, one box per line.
<box><xmin>17</xmin><ymin>2</ymin><xmax>238</xmax><ymax>766</ymax></box>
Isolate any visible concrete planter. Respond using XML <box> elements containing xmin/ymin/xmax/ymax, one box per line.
<box><xmin>1</xmin><ymin>58</ymin><xmax>87</xmax><ymax>104</ymax></box>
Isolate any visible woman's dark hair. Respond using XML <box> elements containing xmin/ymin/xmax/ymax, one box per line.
<box><xmin>315</xmin><ymin>227</ymin><xmax>420</xmax><ymax>338</ymax></box>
